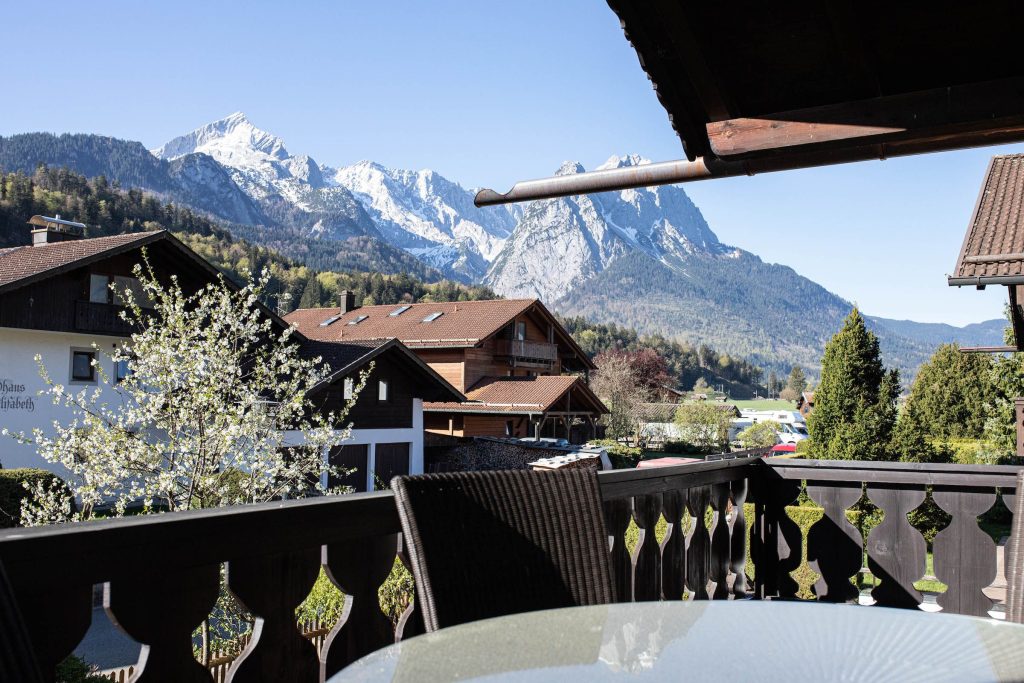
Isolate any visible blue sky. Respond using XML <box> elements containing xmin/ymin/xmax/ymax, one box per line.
<box><xmin>3</xmin><ymin>0</ymin><xmax>1016</xmax><ymax>325</ymax></box>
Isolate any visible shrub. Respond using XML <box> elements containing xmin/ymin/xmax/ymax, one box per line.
<box><xmin>0</xmin><ymin>468</ymin><xmax>70</xmax><ymax>528</ymax></box>
<box><xmin>660</xmin><ymin>440</ymin><xmax>707</xmax><ymax>455</ymax></box>
<box><xmin>589</xmin><ymin>439</ymin><xmax>642</xmax><ymax>469</ymax></box>
<box><xmin>56</xmin><ymin>655</ymin><xmax>108</xmax><ymax>683</ymax></box>
<box><xmin>737</xmin><ymin>421</ymin><xmax>780</xmax><ymax>449</ymax></box>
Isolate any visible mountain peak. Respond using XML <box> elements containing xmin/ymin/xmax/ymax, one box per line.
<box><xmin>556</xmin><ymin>161</ymin><xmax>585</xmax><ymax>176</ymax></box>
<box><xmin>597</xmin><ymin>154</ymin><xmax>651</xmax><ymax>171</ymax></box>
<box><xmin>152</xmin><ymin>112</ymin><xmax>290</xmax><ymax>163</ymax></box>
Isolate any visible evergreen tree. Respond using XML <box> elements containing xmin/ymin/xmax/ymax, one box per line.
<box><xmin>905</xmin><ymin>343</ymin><xmax>990</xmax><ymax>440</ymax></box>
<box><xmin>984</xmin><ymin>321</ymin><xmax>1024</xmax><ymax>458</ymax></box>
<box><xmin>785</xmin><ymin>366</ymin><xmax>808</xmax><ymax>397</ymax></box>
<box><xmin>298</xmin><ymin>276</ymin><xmax>323</xmax><ymax>309</ymax></box>
<box><xmin>809</xmin><ymin>308</ymin><xmax>898</xmax><ymax>461</ymax></box>
<box><xmin>767</xmin><ymin>370</ymin><xmax>779</xmax><ymax>398</ymax></box>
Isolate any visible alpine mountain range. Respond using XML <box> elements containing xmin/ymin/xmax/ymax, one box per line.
<box><xmin>0</xmin><ymin>113</ymin><xmax>1004</xmax><ymax>376</ymax></box>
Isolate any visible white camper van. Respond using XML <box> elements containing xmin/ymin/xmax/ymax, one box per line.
<box><xmin>736</xmin><ymin>410</ymin><xmax>809</xmax><ymax>444</ymax></box>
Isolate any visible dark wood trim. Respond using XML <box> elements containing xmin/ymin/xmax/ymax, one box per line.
<box><xmin>706</xmin><ymin>77</ymin><xmax>1024</xmax><ymax>158</ymax></box>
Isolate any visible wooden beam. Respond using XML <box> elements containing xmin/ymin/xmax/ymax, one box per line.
<box><xmin>707</xmin><ymin>77</ymin><xmax>1024</xmax><ymax>158</ymax></box>
<box><xmin>1012</xmin><ymin>285</ymin><xmax>1024</xmax><ymax>351</ymax></box>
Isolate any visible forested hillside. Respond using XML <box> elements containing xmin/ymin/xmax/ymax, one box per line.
<box><xmin>561</xmin><ymin>316</ymin><xmax>766</xmax><ymax>397</ymax></box>
<box><xmin>0</xmin><ymin>167</ymin><xmax>495</xmax><ymax>311</ymax></box>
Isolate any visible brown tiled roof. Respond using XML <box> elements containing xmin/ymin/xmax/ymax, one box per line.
<box><xmin>0</xmin><ymin>231</ymin><xmax>165</xmax><ymax>293</ymax></box>
<box><xmin>424</xmin><ymin>375</ymin><xmax>607</xmax><ymax>415</ymax></box>
<box><xmin>300</xmin><ymin>337</ymin><xmax>463</xmax><ymax>403</ymax></box>
<box><xmin>286</xmin><ymin>299</ymin><xmax>538</xmax><ymax>347</ymax></box>
<box><xmin>951</xmin><ymin>155</ymin><xmax>1024</xmax><ymax>284</ymax></box>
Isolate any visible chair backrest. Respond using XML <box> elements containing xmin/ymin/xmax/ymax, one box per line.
<box><xmin>392</xmin><ymin>468</ymin><xmax>614</xmax><ymax>632</ymax></box>
<box><xmin>1007</xmin><ymin>470</ymin><xmax>1024</xmax><ymax>623</ymax></box>
<box><xmin>0</xmin><ymin>559</ymin><xmax>44</xmax><ymax>683</ymax></box>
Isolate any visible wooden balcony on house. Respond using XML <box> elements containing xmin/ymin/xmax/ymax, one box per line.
<box><xmin>73</xmin><ymin>300</ymin><xmax>138</xmax><ymax>336</ymax></box>
<box><xmin>0</xmin><ymin>455</ymin><xmax>1019</xmax><ymax>681</ymax></box>
<box><xmin>494</xmin><ymin>339</ymin><xmax>559</xmax><ymax>364</ymax></box>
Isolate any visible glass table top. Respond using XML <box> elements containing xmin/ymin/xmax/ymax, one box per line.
<box><xmin>331</xmin><ymin>601</ymin><xmax>1024</xmax><ymax>682</ymax></box>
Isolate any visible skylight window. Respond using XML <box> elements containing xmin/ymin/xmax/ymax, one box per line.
<box><xmin>422</xmin><ymin>311</ymin><xmax>444</xmax><ymax>322</ymax></box>
<box><xmin>348</xmin><ymin>315</ymin><xmax>369</xmax><ymax>325</ymax></box>
<box><xmin>319</xmin><ymin>314</ymin><xmax>343</xmax><ymax>328</ymax></box>
<box><xmin>390</xmin><ymin>305</ymin><xmax>411</xmax><ymax>317</ymax></box>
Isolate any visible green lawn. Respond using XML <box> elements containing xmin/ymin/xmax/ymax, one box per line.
<box><xmin>730</xmin><ymin>399</ymin><xmax>797</xmax><ymax>411</ymax></box>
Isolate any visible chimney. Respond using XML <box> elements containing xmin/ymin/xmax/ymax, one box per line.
<box><xmin>28</xmin><ymin>214</ymin><xmax>85</xmax><ymax>246</ymax></box>
<box><xmin>340</xmin><ymin>290</ymin><xmax>357</xmax><ymax>313</ymax></box>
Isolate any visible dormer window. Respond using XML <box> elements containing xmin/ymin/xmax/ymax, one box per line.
<box><xmin>390</xmin><ymin>305</ymin><xmax>411</xmax><ymax>317</ymax></box>
<box><xmin>422</xmin><ymin>311</ymin><xmax>443</xmax><ymax>322</ymax></box>
<box><xmin>348</xmin><ymin>315</ymin><xmax>369</xmax><ymax>325</ymax></box>
<box><xmin>319</xmin><ymin>314</ymin><xmax>343</xmax><ymax>327</ymax></box>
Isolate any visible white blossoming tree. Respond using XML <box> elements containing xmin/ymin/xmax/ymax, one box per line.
<box><xmin>11</xmin><ymin>255</ymin><xmax>365</xmax><ymax>525</ymax></box>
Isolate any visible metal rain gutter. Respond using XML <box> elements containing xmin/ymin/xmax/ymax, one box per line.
<box><xmin>474</xmin><ymin>157</ymin><xmax>749</xmax><ymax>207</ymax></box>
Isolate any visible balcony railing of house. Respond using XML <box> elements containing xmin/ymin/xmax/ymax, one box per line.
<box><xmin>0</xmin><ymin>455</ymin><xmax>1019</xmax><ymax>682</ymax></box>
<box><xmin>73</xmin><ymin>300</ymin><xmax>138</xmax><ymax>336</ymax></box>
<box><xmin>494</xmin><ymin>338</ymin><xmax>559</xmax><ymax>363</ymax></box>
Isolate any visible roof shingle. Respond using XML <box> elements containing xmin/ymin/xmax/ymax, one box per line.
<box><xmin>286</xmin><ymin>299</ymin><xmax>539</xmax><ymax>347</ymax></box>
<box><xmin>0</xmin><ymin>231</ymin><xmax>164</xmax><ymax>292</ymax></box>
<box><xmin>952</xmin><ymin>155</ymin><xmax>1024</xmax><ymax>283</ymax></box>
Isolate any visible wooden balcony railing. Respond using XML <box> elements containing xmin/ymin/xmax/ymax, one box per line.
<box><xmin>0</xmin><ymin>454</ymin><xmax>1018</xmax><ymax>682</ymax></box>
<box><xmin>494</xmin><ymin>338</ymin><xmax>559</xmax><ymax>363</ymax></box>
<box><xmin>74</xmin><ymin>300</ymin><xmax>138</xmax><ymax>336</ymax></box>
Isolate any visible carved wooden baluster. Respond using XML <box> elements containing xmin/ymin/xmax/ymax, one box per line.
<box><xmin>730</xmin><ymin>478</ymin><xmax>748</xmax><ymax>598</ymax></box>
<box><xmin>749</xmin><ymin>477</ymin><xmax>802</xmax><ymax>599</ymax></box>
<box><xmin>866</xmin><ymin>483</ymin><xmax>926</xmax><ymax>609</ymax></box>
<box><xmin>806</xmin><ymin>481</ymin><xmax>862</xmax><ymax>603</ymax></box>
<box><xmin>631</xmin><ymin>493</ymin><xmax>662</xmax><ymax>601</ymax></box>
<box><xmin>394</xmin><ymin>534</ymin><xmax>424</xmax><ymax>641</ymax></box>
<box><xmin>5</xmin><ymin>566</ymin><xmax>92</xmax><ymax>682</ymax></box>
<box><xmin>603</xmin><ymin>498</ymin><xmax>633</xmax><ymax>602</ymax></box>
<box><xmin>225</xmin><ymin>547</ymin><xmax>322</xmax><ymax>682</ymax></box>
<box><xmin>709</xmin><ymin>482</ymin><xmax>732</xmax><ymax>599</ymax></box>
<box><xmin>659</xmin><ymin>488</ymin><xmax>687</xmax><ymax>600</ymax></box>
<box><xmin>686</xmin><ymin>485</ymin><xmax>711</xmax><ymax>600</ymax></box>
<box><xmin>1004</xmin><ymin>489</ymin><xmax>1017</xmax><ymax>602</ymax></box>
<box><xmin>105</xmin><ymin>563</ymin><xmax>220</xmax><ymax>682</ymax></box>
<box><xmin>320</xmin><ymin>534</ymin><xmax>397</xmax><ymax>679</ymax></box>
<box><xmin>933</xmin><ymin>486</ymin><xmax>998</xmax><ymax>617</ymax></box>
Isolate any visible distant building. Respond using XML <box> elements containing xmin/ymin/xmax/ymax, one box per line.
<box><xmin>287</xmin><ymin>298</ymin><xmax>608</xmax><ymax>443</ymax></box>
<box><xmin>797</xmin><ymin>391</ymin><xmax>815</xmax><ymax>418</ymax></box>
<box><xmin>0</xmin><ymin>219</ymin><xmax>460</xmax><ymax>489</ymax></box>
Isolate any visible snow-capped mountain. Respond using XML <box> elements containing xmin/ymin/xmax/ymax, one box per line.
<box><xmin>329</xmin><ymin>160</ymin><xmax>518</xmax><ymax>281</ymax></box>
<box><xmin>153</xmin><ymin>113</ymin><xmax>378</xmax><ymax>240</ymax></box>
<box><xmin>485</xmin><ymin>155</ymin><xmax>736</xmax><ymax>301</ymax></box>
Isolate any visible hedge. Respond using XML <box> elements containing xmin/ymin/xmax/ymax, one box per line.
<box><xmin>0</xmin><ymin>468</ymin><xmax>67</xmax><ymax>528</ymax></box>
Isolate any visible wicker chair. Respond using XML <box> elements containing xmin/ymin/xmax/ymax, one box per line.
<box><xmin>1007</xmin><ymin>470</ymin><xmax>1024</xmax><ymax>623</ymax></box>
<box><xmin>0</xmin><ymin>560</ymin><xmax>44</xmax><ymax>683</ymax></box>
<box><xmin>392</xmin><ymin>468</ymin><xmax>615</xmax><ymax>632</ymax></box>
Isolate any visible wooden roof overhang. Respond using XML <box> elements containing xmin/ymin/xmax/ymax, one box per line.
<box><xmin>475</xmin><ymin>1</ymin><xmax>1024</xmax><ymax>206</ymax></box>
<box><xmin>950</xmin><ymin>155</ymin><xmax>1024</xmax><ymax>351</ymax></box>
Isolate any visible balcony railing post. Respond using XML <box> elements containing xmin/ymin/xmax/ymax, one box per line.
<box><xmin>932</xmin><ymin>486</ymin><xmax>999</xmax><ymax>617</ymax></box>
<box><xmin>602</xmin><ymin>498</ymin><xmax>633</xmax><ymax>602</ymax></box>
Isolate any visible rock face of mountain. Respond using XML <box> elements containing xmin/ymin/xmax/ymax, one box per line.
<box><xmin>0</xmin><ymin>116</ymin><xmax>1004</xmax><ymax>375</ymax></box>
<box><xmin>485</xmin><ymin>155</ymin><xmax>730</xmax><ymax>301</ymax></box>
<box><xmin>330</xmin><ymin>161</ymin><xmax>518</xmax><ymax>281</ymax></box>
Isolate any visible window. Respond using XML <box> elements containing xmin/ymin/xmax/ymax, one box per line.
<box><xmin>89</xmin><ymin>274</ymin><xmax>110</xmax><ymax>304</ymax></box>
<box><xmin>343</xmin><ymin>377</ymin><xmax>354</xmax><ymax>400</ymax></box>
<box><xmin>505</xmin><ymin>420</ymin><xmax>515</xmax><ymax>436</ymax></box>
<box><xmin>319</xmin><ymin>314</ymin><xmax>343</xmax><ymax>327</ymax></box>
<box><xmin>348</xmin><ymin>314</ymin><xmax>368</xmax><ymax>325</ymax></box>
<box><xmin>422</xmin><ymin>311</ymin><xmax>443</xmax><ymax>322</ymax></box>
<box><xmin>115</xmin><ymin>359</ymin><xmax>131</xmax><ymax>383</ymax></box>
<box><xmin>378</xmin><ymin>379</ymin><xmax>389</xmax><ymax>401</ymax></box>
<box><xmin>70</xmin><ymin>349</ymin><xmax>97</xmax><ymax>382</ymax></box>
<box><xmin>389</xmin><ymin>305</ymin><xmax>411</xmax><ymax>317</ymax></box>
<box><xmin>515</xmin><ymin>321</ymin><xmax>526</xmax><ymax>341</ymax></box>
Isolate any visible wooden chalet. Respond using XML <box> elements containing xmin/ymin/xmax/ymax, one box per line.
<box><xmin>286</xmin><ymin>298</ymin><xmax>607</xmax><ymax>442</ymax></box>
<box><xmin>0</xmin><ymin>219</ymin><xmax>461</xmax><ymax>482</ymax></box>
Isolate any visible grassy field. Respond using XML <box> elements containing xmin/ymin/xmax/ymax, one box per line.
<box><xmin>730</xmin><ymin>399</ymin><xmax>797</xmax><ymax>411</ymax></box>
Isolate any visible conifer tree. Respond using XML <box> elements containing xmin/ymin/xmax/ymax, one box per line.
<box><xmin>809</xmin><ymin>308</ymin><xmax>899</xmax><ymax>460</ymax></box>
<box><xmin>298</xmin><ymin>275</ymin><xmax>323</xmax><ymax>309</ymax></box>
